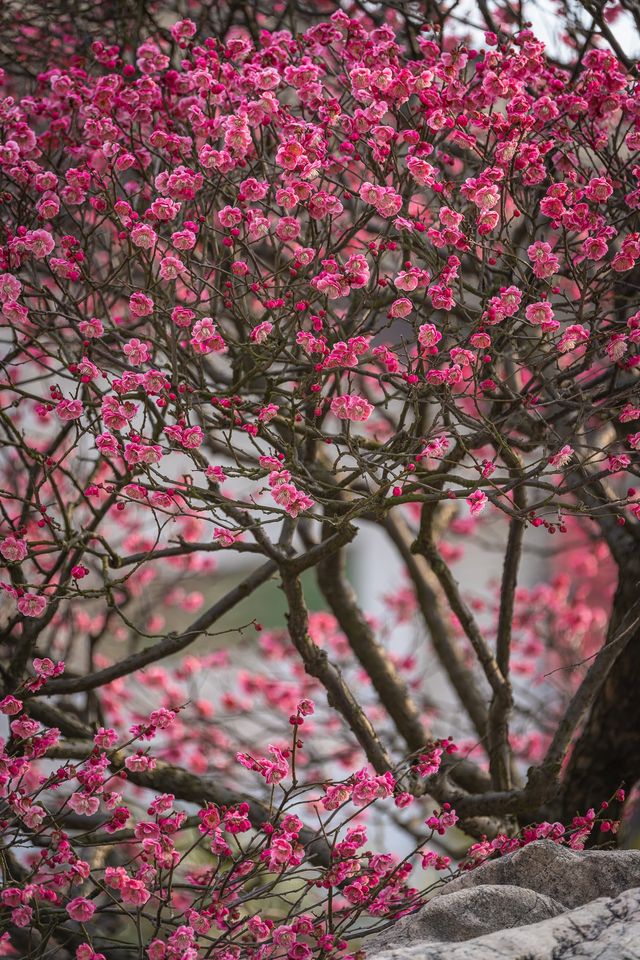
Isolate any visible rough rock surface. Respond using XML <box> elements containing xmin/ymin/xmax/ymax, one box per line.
<box><xmin>366</xmin><ymin>840</ymin><xmax>640</xmax><ymax>959</ymax></box>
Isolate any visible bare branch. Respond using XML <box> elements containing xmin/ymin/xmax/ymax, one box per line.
<box><xmin>316</xmin><ymin>536</ymin><xmax>428</xmax><ymax>754</ymax></box>
<box><xmin>384</xmin><ymin>513</ymin><xmax>491</xmax><ymax>748</ymax></box>
<box><xmin>413</xmin><ymin>520</ymin><xmax>507</xmax><ymax>698</ymax></box>
<box><xmin>280</xmin><ymin>568</ymin><xmax>394</xmax><ymax>774</ymax></box>
<box><xmin>29</xmin><ymin>560</ymin><xmax>278</xmax><ymax>698</ymax></box>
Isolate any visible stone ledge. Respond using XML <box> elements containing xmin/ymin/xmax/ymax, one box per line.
<box><xmin>366</xmin><ymin>840</ymin><xmax>640</xmax><ymax>959</ymax></box>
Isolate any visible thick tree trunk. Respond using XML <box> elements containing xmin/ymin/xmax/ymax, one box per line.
<box><xmin>561</xmin><ymin>566</ymin><xmax>640</xmax><ymax>829</ymax></box>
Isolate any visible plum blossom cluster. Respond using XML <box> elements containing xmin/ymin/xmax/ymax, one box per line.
<box><xmin>0</xmin><ymin>3</ymin><xmax>639</xmax><ymax>957</ymax></box>
<box><xmin>462</xmin><ymin>789</ymin><xmax>627</xmax><ymax>871</ymax></box>
<box><xmin>0</xmin><ymin>2</ymin><xmax>637</xmax><ymax>576</ymax></box>
<box><xmin>0</xmin><ymin>653</ymin><xmax>612</xmax><ymax>959</ymax></box>
<box><xmin>0</xmin><ymin>663</ymin><xmax>470</xmax><ymax>958</ymax></box>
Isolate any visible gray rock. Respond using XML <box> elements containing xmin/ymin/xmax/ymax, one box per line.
<box><xmin>399</xmin><ymin>883</ymin><xmax>565</xmax><ymax>942</ymax></box>
<box><xmin>368</xmin><ymin>887</ymin><xmax>640</xmax><ymax>959</ymax></box>
<box><xmin>437</xmin><ymin>838</ymin><xmax>640</xmax><ymax>909</ymax></box>
<box><xmin>366</xmin><ymin>840</ymin><xmax>640</xmax><ymax>959</ymax></box>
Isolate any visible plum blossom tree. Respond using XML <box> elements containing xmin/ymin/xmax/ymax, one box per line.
<box><xmin>0</xmin><ymin>0</ymin><xmax>640</xmax><ymax>957</ymax></box>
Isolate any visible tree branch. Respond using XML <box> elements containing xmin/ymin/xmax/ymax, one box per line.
<box><xmin>23</xmin><ymin>707</ymin><xmax>334</xmax><ymax>869</ymax></box>
<box><xmin>280</xmin><ymin>567</ymin><xmax>394</xmax><ymax>774</ymax></box>
<box><xmin>536</xmin><ymin>604</ymin><xmax>640</xmax><ymax>785</ymax></box>
<box><xmin>384</xmin><ymin>513</ymin><xmax>490</xmax><ymax>749</ymax></box>
<box><xmin>489</xmin><ymin>486</ymin><xmax>526</xmax><ymax>792</ymax></box>
<box><xmin>29</xmin><ymin>560</ymin><xmax>278</xmax><ymax>698</ymax></box>
<box><xmin>412</xmin><ymin>519</ymin><xmax>506</xmax><ymax>698</ymax></box>
<box><xmin>316</xmin><ymin>536</ymin><xmax>428</xmax><ymax>754</ymax></box>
